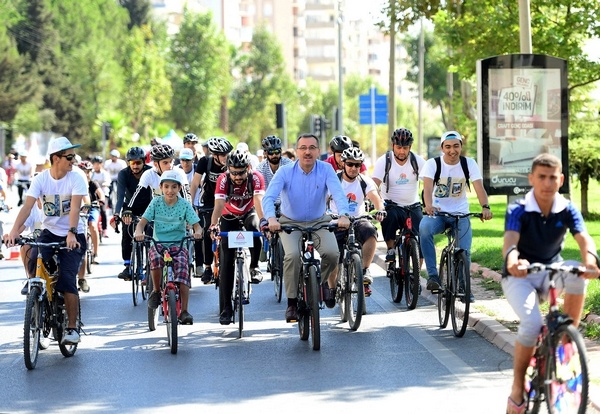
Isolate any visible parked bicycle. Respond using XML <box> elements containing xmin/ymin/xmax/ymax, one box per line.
<box><xmin>435</xmin><ymin>212</ymin><xmax>482</xmax><ymax>337</ymax></box>
<box><xmin>17</xmin><ymin>237</ymin><xmax>82</xmax><ymax>370</ymax></box>
<box><xmin>522</xmin><ymin>262</ymin><xmax>596</xmax><ymax>414</ymax></box>
<box><xmin>280</xmin><ymin>222</ymin><xmax>337</xmax><ymax>351</ymax></box>
<box><xmin>385</xmin><ymin>200</ymin><xmax>422</xmax><ymax>310</ymax></box>
<box><xmin>145</xmin><ymin>236</ymin><xmax>193</xmax><ymax>354</ymax></box>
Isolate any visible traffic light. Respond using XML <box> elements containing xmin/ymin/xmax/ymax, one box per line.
<box><xmin>312</xmin><ymin>115</ymin><xmax>322</xmax><ymax>136</ymax></box>
<box><xmin>101</xmin><ymin>122</ymin><xmax>111</xmax><ymax>142</ymax></box>
<box><xmin>275</xmin><ymin>103</ymin><xmax>284</xmax><ymax>128</ymax></box>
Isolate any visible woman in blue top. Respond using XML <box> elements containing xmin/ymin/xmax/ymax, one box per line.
<box><xmin>134</xmin><ymin>170</ymin><xmax>202</xmax><ymax>325</ymax></box>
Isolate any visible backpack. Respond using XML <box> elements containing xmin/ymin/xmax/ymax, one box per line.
<box><xmin>431</xmin><ymin>155</ymin><xmax>471</xmax><ymax>190</ymax></box>
<box><xmin>225</xmin><ymin>171</ymin><xmax>254</xmax><ymax>200</ymax></box>
<box><xmin>383</xmin><ymin>151</ymin><xmax>419</xmax><ymax>193</ymax></box>
<box><xmin>337</xmin><ymin>171</ymin><xmax>367</xmax><ymax>198</ymax></box>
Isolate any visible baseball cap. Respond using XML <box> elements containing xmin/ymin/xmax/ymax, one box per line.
<box><xmin>179</xmin><ymin>148</ymin><xmax>194</xmax><ymax>160</ymax></box>
<box><xmin>110</xmin><ymin>149</ymin><xmax>120</xmax><ymax>157</ymax></box>
<box><xmin>47</xmin><ymin>136</ymin><xmax>81</xmax><ymax>156</ymax></box>
<box><xmin>441</xmin><ymin>131</ymin><xmax>462</xmax><ymax>142</ymax></box>
<box><xmin>236</xmin><ymin>142</ymin><xmax>249</xmax><ymax>152</ymax></box>
<box><xmin>159</xmin><ymin>170</ymin><xmax>183</xmax><ymax>186</ymax></box>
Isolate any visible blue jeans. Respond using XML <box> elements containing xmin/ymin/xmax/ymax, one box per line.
<box><xmin>419</xmin><ymin>214</ymin><xmax>473</xmax><ymax>278</ymax></box>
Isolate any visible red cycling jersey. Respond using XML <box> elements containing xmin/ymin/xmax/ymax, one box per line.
<box><xmin>214</xmin><ymin>171</ymin><xmax>265</xmax><ymax>216</ymax></box>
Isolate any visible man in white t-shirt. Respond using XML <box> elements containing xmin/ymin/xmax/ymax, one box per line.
<box><xmin>104</xmin><ymin>149</ymin><xmax>127</xmax><ymax>209</ymax></box>
<box><xmin>372</xmin><ymin>128</ymin><xmax>426</xmax><ymax>263</ymax></box>
<box><xmin>419</xmin><ymin>131</ymin><xmax>493</xmax><ymax>302</ymax></box>
<box><xmin>15</xmin><ymin>151</ymin><xmax>34</xmax><ymax>206</ymax></box>
<box><xmin>3</xmin><ymin>136</ymin><xmax>87</xmax><ymax>345</ymax></box>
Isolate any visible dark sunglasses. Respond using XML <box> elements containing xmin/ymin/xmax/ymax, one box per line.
<box><xmin>345</xmin><ymin>162</ymin><xmax>362</xmax><ymax>168</ymax></box>
<box><xmin>60</xmin><ymin>154</ymin><xmax>77</xmax><ymax>161</ymax></box>
<box><xmin>267</xmin><ymin>150</ymin><xmax>281</xmax><ymax>155</ymax></box>
<box><xmin>229</xmin><ymin>170</ymin><xmax>247</xmax><ymax>176</ymax></box>
<box><xmin>129</xmin><ymin>160</ymin><xmax>143</xmax><ymax>166</ymax></box>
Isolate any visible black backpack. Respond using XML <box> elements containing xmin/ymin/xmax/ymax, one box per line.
<box><xmin>382</xmin><ymin>150</ymin><xmax>420</xmax><ymax>193</ymax></box>
<box><xmin>431</xmin><ymin>155</ymin><xmax>471</xmax><ymax>190</ymax></box>
<box><xmin>337</xmin><ymin>171</ymin><xmax>367</xmax><ymax>198</ymax></box>
<box><xmin>225</xmin><ymin>171</ymin><xmax>254</xmax><ymax>200</ymax></box>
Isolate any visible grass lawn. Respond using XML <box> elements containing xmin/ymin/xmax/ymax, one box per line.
<box><xmin>467</xmin><ymin>179</ymin><xmax>600</xmax><ymax>317</ymax></box>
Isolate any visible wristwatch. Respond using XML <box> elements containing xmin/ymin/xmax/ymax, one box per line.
<box><xmin>68</xmin><ymin>227</ymin><xmax>78</xmax><ymax>235</ymax></box>
<box><xmin>481</xmin><ymin>204</ymin><xmax>490</xmax><ymax>209</ymax></box>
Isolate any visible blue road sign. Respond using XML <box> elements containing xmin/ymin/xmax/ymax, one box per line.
<box><xmin>359</xmin><ymin>88</ymin><xmax>388</xmax><ymax>125</ymax></box>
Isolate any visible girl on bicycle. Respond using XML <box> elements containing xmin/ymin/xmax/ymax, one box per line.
<box><xmin>134</xmin><ymin>170</ymin><xmax>202</xmax><ymax>325</ymax></box>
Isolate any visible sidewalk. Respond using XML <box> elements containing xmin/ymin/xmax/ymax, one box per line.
<box><xmin>372</xmin><ymin>239</ymin><xmax>600</xmax><ymax>411</ymax></box>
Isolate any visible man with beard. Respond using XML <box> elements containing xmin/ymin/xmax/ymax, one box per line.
<box><xmin>372</xmin><ymin>128</ymin><xmax>426</xmax><ymax>263</ymax></box>
<box><xmin>190</xmin><ymin>137</ymin><xmax>234</xmax><ymax>283</ymax></box>
<box><xmin>255</xmin><ymin>135</ymin><xmax>293</xmax><ymax>189</ymax></box>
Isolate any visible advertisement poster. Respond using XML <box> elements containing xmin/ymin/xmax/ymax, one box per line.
<box><xmin>477</xmin><ymin>55</ymin><xmax>568</xmax><ymax>195</ymax></box>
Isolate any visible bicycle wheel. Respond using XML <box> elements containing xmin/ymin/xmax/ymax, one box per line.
<box><xmin>450</xmin><ymin>251</ymin><xmax>470</xmax><ymax>337</ymax></box>
<box><xmin>404</xmin><ymin>238</ymin><xmax>421</xmax><ymax>310</ymax></box>
<box><xmin>346</xmin><ymin>253</ymin><xmax>364</xmax><ymax>331</ymax></box>
<box><xmin>166</xmin><ymin>289</ymin><xmax>178</xmax><ymax>354</ymax></box>
<box><xmin>237</xmin><ymin>258</ymin><xmax>245</xmax><ymax>339</ymax></box>
<box><xmin>86</xmin><ymin>233</ymin><xmax>93</xmax><ymax>274</ymax></box>
<box><xmin>272</xmin><ymin>240</ymin><xmax>284</xmax><ymax>303</ymax></box>
<box><xmin>24</xmin><ymin>287</ymin><xmax>43</xmax><ymax>370</ymax></box>
<box><xmin>57</xmin><ymin>296</ymin><xmax>80</xmax><ymax>357</ymax></box>
<box><xmin>147</xmin><ymin>276</ymin><xmax>158</xmax><ymax>331</ymax></box>
<box><xmin>437</xmin><ymin>251</ymin><xmax>451</xmax><ymax>329</ymax></box>
<box><xmin>297</xmin><ymin>272</ymin><xmax>309</xmax><ymax>341</ymax></box>
<box><xmin>390</xmin><ymin>245</ymin><xmax>404</xmax><ymax>303</ymax></box>
<box><xmin>141</xmin><ymin>244</ymin><xmax>148</xmax><ymax>300</ymax></box>
<box><xmin>131</xmin><ymin>243</ymin><xmax>141</xmax><ymax>306</ymax></box>
<box><xmin>544</xmin><ymin>324</ymin><xmax>588</xmax><ymax>414</ymax></box>
<box><xmin>337</xmin><ymin>265</ymin><xmax>347</xmax><ymax>322</ymax></box>
<box><xmin>308</xmin><ymin>265</ymin><xmax>321</xmax><ymax>350</ymax></box>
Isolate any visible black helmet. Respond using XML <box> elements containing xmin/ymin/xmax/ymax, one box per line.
<box><xmin>330</xmin><ymin>135</ymin><xmax>353</xmax><ymax>152</ymax></box>
<box><xmin>391</xmin><ymin>128</ymin><xmax>414</xmax><ymax>146</ymax></box>
<box><xmin>261</xmin><ymin>135</ymin><xmax>282</xmax><ymax>151</ymax></box>
<box><xmin>150</xmin><ymin>144</ymin><xmax>175</xmax><ymax>161</ymax></box>
<box><xmin>207</xmin><ymin>137</ymin><xmax>233</xmax><ymax>155</ymax></box>
<box><xmin>126</xmin><ymin>146</ymin><xmax>146</xmax><ymax>161</ymax></box>
<box><xmin>183</xmin><ymin>133</ymin><xmax>199</xmax><ymax>143</ymax></box>
<box><xmin>341</xmin><ymin>147</ymin><xmax>365</xmax><ymax>162</ymax></box>
<box><xmin>91</xmin><ymin>156</ymin><xmax>103</xmax><ymax>163</ymax></box>
<box><xmin>227</xmin><ymin>149</ymin><xmax>250</xmax><ymax>168</ymax></box>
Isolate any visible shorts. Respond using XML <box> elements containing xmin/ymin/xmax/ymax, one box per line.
<box><xmin>87</xmin><ymin>209</ymin><xmax>100</xmax><ymax>224</ymax></box>
<box><xmin>148</xmin><ymin>243</ymin><xmax>190</xmax><ymax>287</ymax></box>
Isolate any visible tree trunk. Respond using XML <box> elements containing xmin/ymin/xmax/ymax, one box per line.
<box><xmin>580</xmin><ymin>174</ymin><xmax>589</xmax><ymax>217</ymax></box>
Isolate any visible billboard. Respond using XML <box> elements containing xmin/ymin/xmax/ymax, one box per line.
<box><xmin>477</xmin><ymin>54</ymin><xmax>569</xmax><ymax>195</ymax></box>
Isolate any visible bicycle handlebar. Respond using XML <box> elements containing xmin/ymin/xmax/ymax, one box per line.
<box><xmin>518</xmin><ymin>262</ymin><xmax>597</xmax><ymax>278</ymax></box>
<box><xmin>436</xmin><ymin>211</ymin><xmax>483</xmax><ymax>220</ymax></box>
<box><xmin>15</xmin><ymin>237</ymin><xmax>68</xmax><ymax>249</ymax></box>
<box><xmin>142</xmin><ymin>235</ymin><xmax>194</xmax><ymax>256</ymax></box>
<box><xmin>280</xmin><ymin>222</ymin><xmax>338</xmax><ymax>234</ymax></box>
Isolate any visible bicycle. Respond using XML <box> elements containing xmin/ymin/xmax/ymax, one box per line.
<box><xmin>263</xmin><ymin>228</ymin><xmax>284</xmax><ymax>303</ymax></box>
<box><xmin>145</xmin><ymin>236</ymin><xmax>193</xmax><ymax>354</ymax></box>
<box><xmin>280</xmin><ymin>222</ymin><xmax>337</xmax><ymax>351</ymax></box>
<box><xmin>216</xmin><ymin>229</ymin><xmax>263</xmax><ymax>338</ymax></box>
<box><xmin>17</xmin><ymin>237</ymin><xmax>82</xmax><ymax>370</ymax></box>
<box><xmin>128</xmin><ymin>215</ymin><xmax>148</xmax><ymax>306</ymax></box>
<box><xmin>521</xmin><ymin>262</ymin><xmax>597</xmax><ymax>414</ymax></box>
<box><xmin>385</xmin><ymin>201</ymin><xmax>422</xmax><ymax>310</ymax></box>
<box><xmin>79</xmin><ymin>202</ymin><xmax>100</xmax><ymax>275</ymax></box>
<box><xmin>435</xmin><ymin>212</ymin><xmax>482</xmax><ymax>337</ymax></box>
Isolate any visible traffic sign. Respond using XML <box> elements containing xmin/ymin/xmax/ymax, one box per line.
<box><xmin>359</xmin><ymin>88</ymin><xmax>388</xmax><ymax>125</ymax></box>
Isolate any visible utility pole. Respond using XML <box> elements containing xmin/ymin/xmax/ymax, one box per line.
<box><xmin>337</xmin><ymin>0</ymin><xmax>344</xmax><ymax>135</ymax></box>
<box><xmin>388</xmin><ymin>0</ymin><xmax>396</xmax><ymax>142</ymax></box>
<box><xmin>417</xmin><ymin>16</ymin><xmax>425</xmax><ymax>156</ymax></box>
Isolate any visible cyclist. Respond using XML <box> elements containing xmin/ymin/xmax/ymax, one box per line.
<box><xmin>328</xmin><ymin>147</ymin><xmax>386</xmax><ymax>296</ymax></box>
<box><xmin>15</xmin><ymin>151</ymin><xmax>33</xmax><ymax>206</ymax></box>
<box><xmin>209</xmin><ymin>150</ymin><xmax>265</xmax><ymax>324</ymax></box>
<box><xmin>255</xmin><ymin>135</ymin><xmax>293</xmax><ymax>189</ymax></box>
<box><xmin>262</xmin><ymin>133</ymin><xmax>350</xmax><ymax>322</ymax></box>
<box><xmin>420</xmin><ymin>130</ymin><xmax>492</xmax><ymax>302</ymax></box>
<box><xmin>18</xmin><ymin>197</ymin><xmax>43</xmax><ymax>295</ymax></box>
<box><xmin>372</xmin><ymin>128</ymin><xmax>426</xmax><ymax>263</ymax></box>
<box><xmin>91</xmin><ymin>156</ymin><xmax>110</xmax><ymax>238</ymax></box>
<box><xmin>174</xmin><ymin>133</ymin><xmax>201</xmax><ymax>166</ymax></box>
<box><xmin>190</xmin><ymin>137</ymin><xmax>234</xmax><ymax>284</ymax></box>
<box><xmin>134</xmin><ymin>170</ymin><xmax>202</xmax><ymax>325</ymax></box>
<box><xmin>324</xmin><ymin>135</ymin><xmax>367</xmax><ymax>173</ymax></box>
<box><xmin>104</xmin><ymin>149</ymin><xmax>127</xmax><ymax>210</ymax></box>
<box><xmin>113</xmin><ymin>146</ymin><xmax>152</xmax><ymax>280</ymax></box>
<box><xmin>236</xmin><ymin>142</ymin><xmax>259</xmax><ymax>169</ymax></box>
<box><xmin>501</xmin><ymin>153</ymin><xmax>598</xmax><ymax>414</ymax></box>
<box><xmin>3</xmin><ymin>136</ymin><xmax>87</xmax><ymax>345</ymax></box>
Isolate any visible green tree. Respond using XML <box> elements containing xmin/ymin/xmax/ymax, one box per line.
<box><xmin>119</xmin><ymin>0</ymin><xmax>152</xmax><ymax>30</ymax></box>
<box><xmin>169</xmin><ymin>10</ymin><xmax>231</xmax><ymax>137</ymax></box>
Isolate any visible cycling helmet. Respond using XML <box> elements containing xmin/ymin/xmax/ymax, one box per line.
<box><xmin>330</xmin><ymin>135</ymin><xmax>353</xmax><ymax>153</ymax></box>
<box><xmin>91</xmin><ymin>155</ymin><xmax>103</xmax><ymax>163</ymax></box>
<box><xmin>126</xmin><ymin>146</ymin><xmax>145</xmax><ymax>161</ymax></box>
<box><xmin>183</xmin><ymin>133</ymin><xmax>199</xmax><ymax>143</ymax></box>
<box><xmin>341</xmin><ymin>147</ymin><xmax>365</xmax><ymax>162</ymax></box>
<box><xmin>109</xmin><ymin>149</ymin><xmax>120</xmax><ymax>157</ymax></box>
<box><xmin>262</xmin><ymin>135</ymin><xmax>282</xmax><ymax>151</ymax></box>
<box><xmin>150</xmin><ymin>144</ymin><xmax>175</xmax><ymax>161</ymax></box>
<box><xmin>207</xmin><ymin>137</ymin><xmax>233</xmax><ymax>155</ymax></box>
<box><xmin>391</xmin><ymin>128</ymin><xmax>414</xmax><ymax>146</ymax></box>
<box><xmin>79</xmin><ymin>160</ymin><xmax>93</xmax><ymax>171</ymax></box>
<box><xmin>227</xmin><ymin>149</ymin><xmax>250</xmax><ymax>168</ymax></box>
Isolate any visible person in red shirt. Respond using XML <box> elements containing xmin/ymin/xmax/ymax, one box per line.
<box><xmin>324</xmin><ymin>135</ymin><xmax>367</xmax><ymax>173</ymax></box>
<box><xmin>209</xmin><ymin>149</ymin><xmax>266</xmax><ymax>325</ymax></box>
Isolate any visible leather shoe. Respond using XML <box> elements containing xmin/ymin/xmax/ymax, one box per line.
<box><xmin>285</xmin><ymin>305</ymin><xmax>298</xmax><ymax>323</ymax></box>
<box><xmin>219</xmin><ymin>308</ymin><xmax>232</xmax><ymax>325</ymax></box>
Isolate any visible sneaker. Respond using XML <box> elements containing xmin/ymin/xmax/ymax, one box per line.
<box><xmin>363</xmin><ymin>268</ymin><xmax>373</xmax><ymax>284</ymax></box>
<box><xmin>461</xmin><ymin>292</ymin><xmax>475</xmax><ymax>303</ymax></box>
<box><xmin>102</xmin><ymin>230</ymin><xmax>109</xmax><ymax>238</ymax></box>
<box><xmin>78</xmin><ymin>278</ymin><xmax>90</xmax><ymax>293</ymax></box>
<box><xmin>61</xmin><ymin>329</ymin><xmax>80</xmax><ymax>345</ymax></box>
<box><xmin>21</xmin><ymin>282</ymin><xmax>29</xmax><ymax>296</ymax></box>
<box><xmin>219</xmin><ymin>308</ymin><xmax>233</xmax><ymax>325</ymax></box>
<box><xmin>285</xmin><ymin>305</ymin><xmax>298</xmax><ymax>323</ymax></box>
<box><xmin>118</xmin><ymin>266</ymin><xmax>131</xmax><ymax>281</ymax></box>
<box><xmin>201</xmin><ymin>267</ymin><xmax>213</xmax><ymax>284</ymax></box>
<box><xmin>179</xmin><ymin>310</ymin><xmax>194</xmax><ymax>325</ymax></box>
<box><xmin>322</xmin><ymin>282</ymin><xmax>335</xmax><ymax>309</ymax></box>
<box><xmin>92</xmin><ymin>255</ymin><xmax>99</xmax><ymax>265</ymax></box>
<box><xmin>385</xmin><ymin>249</ymin><xmax>395</xmax><ymax>263</ymax></box>
<box><xmin>250</xmin><ymin>268</ymin><xmax>263</xmax><ymax>284</ymax></box>
<box><xmin>148</xmin><ymin>290</ymin><xmax>161</xmax><ymax>309</ymax></box>
<box><xmin>426</xmin><ymin>276</ymin><xmax>441</xmax><ymax>292</ymax></box>
<box><xmin>194</xmin><ymin>266</ymin><xmax>203</xmax><ymax>278</ymax></box>
<box><xmin>364</xmin><ymin>284</ymin><xmax>372</xmax><ymax>297</ymax></box>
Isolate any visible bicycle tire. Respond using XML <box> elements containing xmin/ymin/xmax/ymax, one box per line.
<box><xmin>166</xmin><ymin>289</ymin><xmax>178</xmax><ymax>354</ymax></box>
<box><xmin>23</xmin><ymin>287</ymin><xmax>43</xmax><ymax>370</ymax></box>
<box><xmin>237</xmin><ymin>258</ymin><xmax>245</xmax><ymax>339</ymax></box>
<box><xmin>450</xmin><ymin>251</ymin><xmax>470</xmax><ymax>337</ymax></box>
<box><xmin>390</xmin><ymin>245</ymin><xmax>404</xmax><ymax>303</ymax></box>
<box><xmin>346</xmin><ymin>253</ymin><xmax>364</xmax><ymax>331</ymax></box>
<box><xmin>86</xmin><ymin>232</ymin><xmax>93</xmax><ymax>274</ymax></box>
<box><xmin>404</xmin><ymin>238</ymin><xmax>421</xmax><ymax>310</ymax></box>
<box><xmin>147</xmin><ymin>276</ymin><xmax>157</xmax><ymax>331</ymax></box>
<box><xmin>525</xmin><ymin>349</ymin><xmax>543</xmax><ymax>414</ymax></box>
<box><xmin>58</xmin><ymin>297</ymin><xmax>80</xmax><ymax>357</ymax></box>
<box><xmin>131</xmin><ymin>243</ymin><xmax>140</xmax><ymax>306</ymax></box>
<box><xmin>308</xmin><ymin>265</ymin><xmax>321</xmax><ymax>350</ymax></box>
<box><xmin>141</xmin><ymin>243</ymin><xmax>148</xmax><ymax>300</ymax></box>
<box><xmin>272</xmin><ymin>240</ymin><xmax>284</xmax><ymax>303</ymax></box>
<box><xmin>544</xmin><ymin>324</ymin><xmax>588</xmax><ymax>414</ymax></box>
<box><xmin>338</xmin><ymin>265</ymin><xmax>347</xmax><ymax>322</ymax></box>
<box><xmin>297</xmin><ymin>272</ymin><xmax>309</xmax><ymax>341</ymax></box>
<box><xmin>437</xmin><ymin>251</ymin><xmax>450</xmax><ymax>329</ymax></box>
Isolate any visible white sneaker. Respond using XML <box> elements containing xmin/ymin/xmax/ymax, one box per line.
<box><xmin>61</xmin><ymin>329</ymin><xmax>80</xmax><ymax>345</ymax></box>
<box><xmin>363</xmin><ymin>268</ymin><xmax>373</xmax><ymax>284</ymax></box>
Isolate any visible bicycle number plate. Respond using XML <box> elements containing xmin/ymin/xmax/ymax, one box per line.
<box><xmin>227</xmin><ymin>231</ymin><xmax>254</xmax><ymax>248</ymax></box>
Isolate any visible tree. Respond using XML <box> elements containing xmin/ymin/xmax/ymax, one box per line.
<box><xmin>119</xmin><ymin>0</ymin><xmax>152</xmax><ymax>30</ymax></box>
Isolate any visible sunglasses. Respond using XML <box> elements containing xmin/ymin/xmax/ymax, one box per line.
<box><xmin>297</xmin><ymin>145</ymin><xmax>318</xmax><ymax>152</ymax></box>
<box><xmin>129</xmin><ymin>160</ymin><xmax>143</xmax><ymax>166</ymax></box>
<box><xmin>60</xmin><ymin>154</ymin><xmax>77</xmax><ymax>161</ymax></box>
<box><xmin>267</xmin><ymin>150</ymin><xmax>281</xmax><ymax>155</ymax></box>
<box><xmin>229</xmin><ymin>170</ymin><xmax>247</xmax><ymax>176</ymax></box>
<box><xmin>345</xmin><ymin>162</ymin><xmax>362</xmax><ymax>168</ymax></box>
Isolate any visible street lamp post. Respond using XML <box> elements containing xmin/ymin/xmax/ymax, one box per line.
<box><xmin>337</xmin><ymin>0</ymin><xmax>344</xmax><ymax>135</ymax></box>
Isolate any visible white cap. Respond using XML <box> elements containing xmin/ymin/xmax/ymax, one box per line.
<box><xmin>110</xmin><ymin>149</ymin><xmax>120</xmax><ymax>157</ymax></box>
<box><xmin>179</xmin><ymin>148</ymin><xmax>194</xmax><ymax>160</ymax></box>
<box><xmin>441</xmin><ymin>131</ymin><xmax>463</xmax><ymax>143</ymax></box>
<box><xmin>159</xmin><ymin>170</ymin><xmax>183</xmax><ymax>186</ymax></box>
<box><xmin>256</xmin><ymin>149</ymin><xmax>264</xmax><ymax>157</ymax></box>
<box><xmin>236</xmin><ymin>142</ymin><xmax>249</xmax><ymax>152</ymax></box>
<box><xmin>47</xmin><ymin>136</ymin><xmax>81</xmax><ymax>156</ymax></box>
<box><xmin>19</xmin><ymin>150</ymin><xmax>28</xmax><ymax>157</ymax></box>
